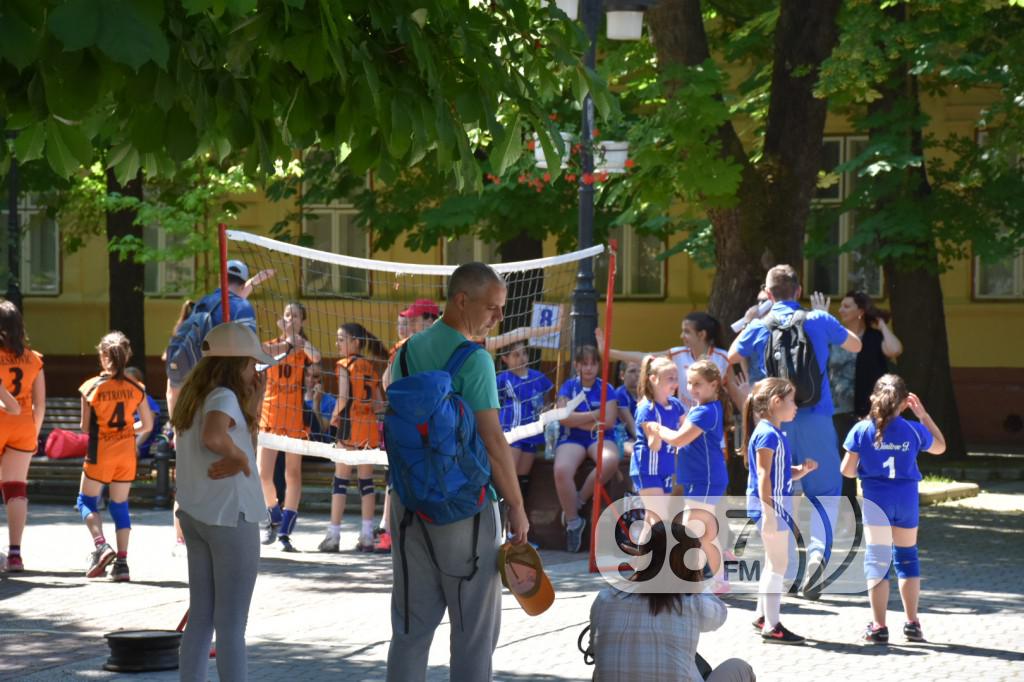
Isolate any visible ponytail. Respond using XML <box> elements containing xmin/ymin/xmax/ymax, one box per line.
<box><xmin>638</xmin><ymin>355</ymin><xmax>675</xmax><ymax>403</ymax></box>
<box><xmin>869</xmin><ymin>374</ymin><xmax>909</xmax><ymax>447</ymax></box>
<box><xmin>340</xmin><ymin>322</ymin><xmax>388</xmax><ymax>363</ymax></box>
<box><xmin>742</xmin><ymin>377</ymin><xmax>795</xmax><ymax>454</ymax></box>
<box><xmin>97</xmin><ymin>331</ymin><xmax>132</xmax><ymax>379</ymax></box>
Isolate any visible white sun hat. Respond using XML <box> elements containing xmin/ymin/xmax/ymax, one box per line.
<box><xmin>201</xmin><ymin>322</ymin><xmax>278</xmax><ymax>368</ymax></box>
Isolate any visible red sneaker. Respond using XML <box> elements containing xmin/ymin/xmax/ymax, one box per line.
<box><xmin>5</xmin><ymin>554</ymin><xmax>23</xmax><ymax>572</ymax></box>
<box><xmin>373</xmin><ymin>531</ymin><xmax>392</xmax><ymax>554</ymax></box>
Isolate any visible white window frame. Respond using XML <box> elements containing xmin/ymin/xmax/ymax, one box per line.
<box><xmin>596</xmin><ymin>225</ymin><xmax>666</xmax><ymax>299</ymax></box>
<box><xmin>4</xmin><ymin>195</ymin><xmax>61</xmax><ymax>296</ymax></box>
<box><xmin>972</xmin><ymin>130</ymin><xmax>1024</xmax><ymax>299</ymax></box>
<box><xmin>143</xmin><ymin>226</ymin><xmax>195</xmax><ymax>297</ymax></box>
<box><xmin>806</xmin><ymin>135</ymin><xmax>884</xmax><ymax>298</ymax></box>
<box><xmin>300</xmin><ymin>202</ymin><xmax>372</xmax><ymax>297</ymax></box>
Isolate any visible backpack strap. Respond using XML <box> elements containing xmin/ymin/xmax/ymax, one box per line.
<box><xmin>398</xmin><ymin>342</ymin><xmax>411</xmax><ymax>379</ymax></box>
<box><xmin>443</xmin><ymin>340</ymin><xmax>484</xmax><ymax>378</ymax></box>
<box><xmin>762</xmin><ymin>312</ymin><xmax>778</xmax><ymax>330</ymax></box>
<box><xmin>399</xmin><ymin>508</ymin><xmax>414</xmax><ymax>634</ymax></box>
<box><xmin>414</xmin><ymin>506</ymin><xmax>483</xmax><ymax>633</ymax></box>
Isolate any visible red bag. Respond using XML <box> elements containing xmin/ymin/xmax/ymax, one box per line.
<box><xmin>45</xmin><ymin>429</ymin><xmax>88</xmax><ymax>460</ymax></box>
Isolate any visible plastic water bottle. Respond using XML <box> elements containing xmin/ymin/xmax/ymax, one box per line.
<box><xmin>543</xmin><ymin>421</ymin><xmax>560</xmax><ymax>461</ymax></box>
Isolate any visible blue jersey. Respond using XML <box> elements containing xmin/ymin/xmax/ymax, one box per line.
<box><xmin>630</xmin><ymin>397</ymin><xmax>685</xmax><ymax>481</ymax></box>
<box><xmin>677</xmin><ymin>401</ymin><xmax>727</xmax><ymax>490</ymax></box>
<box><xmin>558</xmin><ymin>377</ymin><xmax>617</xmax><ymax>441</ymax></box>
<box><xmin>497</xmin><ymin>369</ymin><xmax>553</xmax><ymax>431</ymax></box>
<box><xmin>735</xmin><ymin>300</ymin><xmax>848</xmax><ymax>417</ymax></box>
<box><xmin>844</xmin><ymin>416</ymin><xmax>932</xmax><ymax>482</ymax></box>
<box><xmin>194</xmin><ymin>289</ymin><xmax>256</xmax><ymax>329</ymax></box>
<box><xmin>746</xmin><ymin>420</ymin><xmax>793</xmax><ymax>520</ymax></box>
<box><xmin>615</xmin><ymin>385</ymin><xmax>639</xmax><ymax>420</ymax></box>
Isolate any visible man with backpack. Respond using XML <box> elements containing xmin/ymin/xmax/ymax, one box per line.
<box><xmin>383</xmin><ymin>261</ymin><xmax>528</xmax><ymax>682</ymax></box>
<box><xmin>728</xmin><ymin>264</ymin><xmax>861</xmax><ymax>599</ymax></box>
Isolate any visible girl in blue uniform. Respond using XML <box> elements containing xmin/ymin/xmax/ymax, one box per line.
<box><xmin>631</xmin><ymin>356</ymin><xmax>683</xmax><ymax>496</ymax></box>
<box><xmin>554</xmin><ymin>346</ymin><xmax>619</xmax><ymax>552</ymax></box>
<box><xmin>744</xmin><ymin>378</ymin><xmax>818</xmax><ymax>644</ymax></box>
<box><xmin>841</xmin><ymin>374</ymin><xmax>945</xmax><ymax>644</ymax></box>
<box><xmin>496</xmin><ymin>340</ymin><xmax>553</xmax><ymax>503</ymax></box>
<box><xmin>645</xmin><ymin>359</ymin><xmax>729</xmax><ymax>585</ymax></box>
<box><xmin>614</xmin><ymin>361</ymin><xmax>640</xmax><ymax>457</ymax></box>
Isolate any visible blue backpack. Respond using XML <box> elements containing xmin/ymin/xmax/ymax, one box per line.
<box><xmin>384</xmin><ymin>340</ymin><xmax>492</xmax><ymax>525</ymax></box>
<box><xmin>165</xmin><ymin>309</ymin><xmax>215</xmax><ymax>385</ymax></box>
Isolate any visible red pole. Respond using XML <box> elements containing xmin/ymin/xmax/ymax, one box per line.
<box><xmin>218</xmin><ymin>223</ymin><xmax>231</xmax><ymax>323</ymax></box>
<box><xmin>589</xmin><ymin>239</ymin><xmax>618</xmax><ymax>573</ymax></box>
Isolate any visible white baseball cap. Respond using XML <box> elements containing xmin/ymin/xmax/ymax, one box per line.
<box><xmin>226</xmin><ymin>260</ymin><xmax>249</xmax><ymax>281</ymax></box>
<box><xmin>201</xmin><ymin>322</ymin><xmax>278</xmax><ymax>367</ymax></box>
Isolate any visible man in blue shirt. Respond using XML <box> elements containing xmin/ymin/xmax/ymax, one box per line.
<box><xmin>729</xmin><ymin>264</ymin><xmax>861</xmax><ymax>598</ymax></box>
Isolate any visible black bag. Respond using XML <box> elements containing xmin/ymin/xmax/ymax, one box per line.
<box><xmin>762</xmin><ymin>310</ymin><xmax>822</xmax><ymax>407</ymax></box>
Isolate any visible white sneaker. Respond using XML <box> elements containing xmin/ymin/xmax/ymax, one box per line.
<box><xmin>0</xmin><ymin>551</ymin><xmax>7</xmax><ymax>572</ymax></box>
<box><xmin>355</xmin><ymin>533</ymin><xmax>375</xmax><ymax>552</ymax></box>
<box><xmin>318</xmin><ymin>532</ymin><xmax>340</xmax><ymax>553</ymax></box>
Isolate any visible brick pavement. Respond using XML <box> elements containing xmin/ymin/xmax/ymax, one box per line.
<box><xmin>1</xmin><ymin>481</ymin><xmax>1022</xmax><ymax>681</ymax></box>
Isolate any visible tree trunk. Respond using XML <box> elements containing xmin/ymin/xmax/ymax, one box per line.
<box><xmin>106</xmin><ymin>170</ymin><xmax>146</xmax><ymax>366</ymax></box>
<box><xmin>648</xmin><ymin>0</ymin><xmax>842</xmax><ymax>333</ymax></box>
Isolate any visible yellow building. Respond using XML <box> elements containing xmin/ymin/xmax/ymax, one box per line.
<box><xmin>12</xmin><ymin>89</ymin><xmax>1024</xmax><ymax>448</ymax></box>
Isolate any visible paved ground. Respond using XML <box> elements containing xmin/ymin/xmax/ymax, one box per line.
<box><xmin>1</xmin><ymin>481</ymin><xmax>1022</xmax><ymax>681</ymax></box>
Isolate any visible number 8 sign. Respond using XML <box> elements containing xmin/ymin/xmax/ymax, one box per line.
<box><xmin>529</xmin><ymin>303</ymin><xmax>561</xmax><ymax>349</ymax></box>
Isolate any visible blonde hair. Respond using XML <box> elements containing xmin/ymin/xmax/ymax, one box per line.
<box><xmin>638</xmin><ymin>355</ymin><xmax>676</xmax><ymax>402</ymax></box>
<box><xmin>97</xmin><ymin>331</ymin><xmax>132</xmax><ymax>379</ymax></box>
<box><xmin>742</xmin><ymin>378</ymin><xmax>795</xmax><ymax>454</ymax></box>
<box><xmin>170</xmin><ymin>356</ymin><xmax>260</xmax><ymax>441</ymax></box>
<box><xmin>869</xmin><ymin>374</ymin><xmax>909</xmax><ymax>448</ymax></box>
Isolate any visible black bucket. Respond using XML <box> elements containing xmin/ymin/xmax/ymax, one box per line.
<box><xmin>103</xmin><ymin>629</ymin><xmax>182</xmax><ymax>673</ymax></box>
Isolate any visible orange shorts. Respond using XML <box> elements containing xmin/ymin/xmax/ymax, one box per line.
<box><xmin>84</xmin><ymin>450</ymin><xmax>137</xmax><ymax>484</ymax></box>
<box><xmin>0</xmin><ymin>414</ymin><xmax>38</xmax><ymax>454</ymax></box>
<box><xmin>259</xmin><ymin>406</ymin><xmax>309</xmax><ymax>439</ymax></box>
<box><xmin>339</xmin><ymin>411</ymin><xmax>380</xmax><ymax>449</ymax></box>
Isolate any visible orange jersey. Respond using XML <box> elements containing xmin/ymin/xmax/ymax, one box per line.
<box><xmin>336</xmin><ymin>354</ymin><xmax>381</xmax><ymax>447</ymax></box>
<box><xmin>79</xmin><ymin>374</ymin><xmax>146</xmax><ymax>464</ymax></box>
<box><xmin>260</xmin><ymin>342</ymin><xmax>308</xmax><ymax>437</ymax></box>
<box><xmin>0</xmin><ymin>348</ymin><xmax>44</xmax><ymax>453</ymax></box>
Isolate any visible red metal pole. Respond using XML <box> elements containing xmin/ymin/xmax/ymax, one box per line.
<box><xmin>218</xmin><ymin>223</ymin><xmax>231</xmax><ymax>322</ymax></box>
<box><xmin>589</xmin><ymin>239</ymin><xmax>618</xmax><ymax>573</ymax></box>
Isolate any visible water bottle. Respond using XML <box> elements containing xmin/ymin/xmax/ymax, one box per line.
<box><xmin>543</xmin><ymin>420</ymin><xmax>560</xmax><ymax>461</ymax></box>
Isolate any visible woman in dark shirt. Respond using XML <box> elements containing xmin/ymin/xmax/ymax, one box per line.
<box><xmin>837</xmin><ymin>291</ymin><xmax>903</xmax><ymax>415</ymax></box>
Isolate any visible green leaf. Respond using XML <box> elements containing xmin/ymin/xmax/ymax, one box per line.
<box><xmin>410</xmin><ymin>8</ymin><xmax>428</xmax><ymax>29</ymax></box>
<box><xmin>388</xmin><ymin>104</ymin><xmax>413</xmax><ymax>158</ymax></box>
<box><xmin>227</xmin><ymin>0</ymin><xmax>258</xmax><ymax>14</ymax></box>
<box><xmin>491</xmin><ymin>112</ymin><xmax>523</xmax><ymax>177</ymax></box>
<box><xmin>13</xmin><ymin>122</ymin><xmax>46</xmax><ymax>162</ymax></box>
<box><xmin>44</xmin><ymin>118</ymin><xmax>92</xmax><ymax>176</ymax></box>
<box><xmin>48</xmin><ymin>0</ymin><xmax>100</xmax><ymax>51</ymax></box>
<box><xmin>130</xmin><ymin>105</ymin><xmax>166</xmax><ymax>153</ymax></box>
<box><xmin>96</xmin><ymin>0</ymin><xmax>170</xmax><ymax>70</ymax></box>
<box><xmin>165</xmin><ymin>105</ymin><xmax>198</xmax><ymax>162</ymax></box>
<box><xmin>0</xmin><ymin>9</ymin><xmax>40</xmax><ymax>70</ymax></box>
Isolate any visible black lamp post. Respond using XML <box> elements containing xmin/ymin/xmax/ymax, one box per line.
<box><xmin>5</xmin><ymin>131</ymin><xmax>21</xmax><ymax>311</ymax></box>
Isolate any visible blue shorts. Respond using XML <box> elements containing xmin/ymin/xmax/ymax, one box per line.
<box><xmin>680</xmin><ymin>481</ymin><xmax>727</xmax><ymax>505</ymax></box>
<box><xmin>631</xmin><ymin>472</ymin><xmax>674</xmax><ymax>493</ymax></box>
<box><xmin>862</xmin><ymin>478</ymin><xmax>919</xmax><ymax>529</ymax></box>
<box><xmin>510</xmin><ymin>434</ymin><xmax>544</xmax><ymax>452</ymax></box>
<box><xmin>558</xmin><ymin>430</ymin><xmax>615</xmax><ymax>450</ymax></box>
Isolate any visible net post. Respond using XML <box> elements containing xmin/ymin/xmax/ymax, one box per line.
<box><xmin>219</xmin><ymin>222</ymin><xmax>231</xmax><ymax>322</ymax></box>
<box><xmin>589</xmin><ymin>239</ymin><xmax>618</xmax><ymax>574</ymax></box>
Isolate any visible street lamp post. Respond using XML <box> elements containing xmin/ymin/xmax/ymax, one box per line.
<box><xmin>5</xmin><ymin>131</ymin><xmax>21</xmax><ymax>311</ymax></box>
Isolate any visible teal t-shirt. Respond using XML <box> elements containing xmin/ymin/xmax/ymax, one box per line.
<box><xmin>389</xmin><ymin>319</ymin><xmax>499</xmax><ymax>412</ymax></box>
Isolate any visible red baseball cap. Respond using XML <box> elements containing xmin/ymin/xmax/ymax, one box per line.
<box><xmin>400</xmin><ymin>298</ymin><xmax>440</xmax><ymax>318</ymax></box>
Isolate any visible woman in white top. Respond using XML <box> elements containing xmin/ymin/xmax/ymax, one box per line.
<box><xmin>170</xmin><ymin>322</ymin><xmax>277</xmax><ymax>682</ymax></box>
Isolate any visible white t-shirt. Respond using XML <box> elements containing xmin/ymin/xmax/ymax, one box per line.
<box><xmin>667</xmin><ymin>346</ymin><xmax>730</xmax><ymax>410</ymax></box>
<box><xmin>175</xmin><ymin>387</ymin><xmax>264</xmax><ymax>526</ymax></box>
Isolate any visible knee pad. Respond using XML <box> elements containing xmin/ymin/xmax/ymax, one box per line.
<box><xmin>893</xmin><ymin>545</ymin><xmax>920</xmax><ymax>579</ymax></box>
<box><xmin>864</xmin><ymin>544</ymin><xmax>892</xmax><ymax>581</ymax></box>
<box><xmin>76</xmin><ymin>494</ymin><xmax>99</xmax><ymax>520</ymax></box>
<box><xmin>332</xmin><ymin>477</ymin><xmax>349</xmax><ymax>495</ymax></box>
<box><xmin>358</xmin><ymin>477</ymin><xmax>375</xmax><ymax>497</ymax></box>
<box><xmin>109</xmin><ymin>500</ymin><xmax>132</xmax><ymax>530</ymax></box>
<box><xmin>2</xmin><ymin>480</ymin><xmax>27</xmax><ymax>503</ymax></box>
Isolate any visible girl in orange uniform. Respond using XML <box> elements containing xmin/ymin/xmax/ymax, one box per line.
<box><xmin>78</xmin><ymin>332</ymin><xmax>154</xmax><ymax>581</ymax></box>
<box><xmin>0</xmin><ymin>300</ymin><xmax>46</xmax><ymax>573</ymax></box>
<box><xmin>318</xmin><ymin>323</ymin><xmax>386</xmax><ymax>552</ymax></box>
<box><xmin>258</xmin><ymin>302</ymin><xmax>321</xmax><ymax>552</ymax></box>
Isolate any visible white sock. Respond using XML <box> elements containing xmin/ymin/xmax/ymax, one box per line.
<box><xmin>361</xmin><ymin>520</ymin><xmax>374</xmax><ymax>537</ymax></box>
<box><xmin>567</xmin><ymin>516</ymin><xmax>585</xmax><ymax>530</ymax></box>
<box><xmin>760</xmin><ymin>572</ymin><xmax>784</xmax><ymax>628</ymax></box>
<box><xmin>327</xmin><ymin>524</ymin><xmax>340</xmax><ymax>538</ymax></box>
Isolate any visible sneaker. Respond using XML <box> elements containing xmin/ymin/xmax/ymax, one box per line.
<box><xmin>0</xmin><ymin>551</ymin><xmax>7</xmax><ymax>572</ymax></box>
<box><xmin>86</xmin><ymin>543</ymin><xmax>116</xmax><ymax>578</ymax></box>
<box><xmin>278</xmin><ymin>536</ymin><xmax>299</xmax><ymax>553</ymax></box>
<box><xmin>761</xmin><ymin>622</ymin><xmax>806</xmax><ymax>645</ymax></box>
<box><xmin>751</xmin><ymin>616</ymin><xmax>765</xmax><ymax>632</ymax></box>
<box><xmin>565</xmin><ymin>517</ymin><xmax>586</xmax><ymax>553</ymax></box>
<box><xmin>801</xmin><ymin>555</ymin><xmax>825</xmax><ymax>601</ymax></box>
<box><xmin>5</xmin><ymin>554</ymin><xmax>24</xmax><ymax>573</ymax></box>
<box><xmin>261</xmin><ymin>521</ymin><xmax>279</xmax><ymax>545</ymax></box>
<box><xmin>318</xmin><ymin>532</ymin><xmax>340</xmax><ymax>553</ymax></box>
<box><xmin>863</xmin><ymin>622</ymin><xmax>889</xmax><ymax>644</ymax></box>
<box><xmin>111</xmin><ymin>559</ymin><xmax>131</xmax><ymax>583</ymax></box>
<box><xmin>903</xmin><ymin>620</ymin><xmax>925</xmax><ymax>642</ymax></box>
<box><xmin>373</xmin><ymin>531</ymin><xmax>392</xmax><ymax>554</ymax></box>
<box><xmin>355</xmin><ymin>533</ymin><xmax>375</xmax><ymax>552</ymax></box>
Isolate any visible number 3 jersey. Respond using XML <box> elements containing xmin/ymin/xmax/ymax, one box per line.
<box><xmin>843</xmin><ymin>416</ymin><xmax>932</xmax><ymax>482</ymax></box>
<box><xmin>79</xmin><ymin>373</ymin><xmax>146</xmax><ymax>463</ymax></box>
<box><xmin>0</xmin><ymin>348</ymin><xmax>44</xmax><ymax>452</ymax></box>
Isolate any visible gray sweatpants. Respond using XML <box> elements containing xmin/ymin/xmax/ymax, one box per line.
<box><xmin>386</xmin><ymin>491</ymin><xmax>503</xmax><ymax>682</ymax></box>
<box><xmin>178</xmin><ymin>510</ymin><xmax>260</xmax><ymax>682</ymax></box>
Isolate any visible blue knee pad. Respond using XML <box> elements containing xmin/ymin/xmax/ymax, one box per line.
<box><xmin>76</xmin><ymin>494</ymin><xmax>99</xmax><ymax>521</ymax></box>
<box><xmin>359</xmin><ymin>477</ymin><xmax>375</xmax><ymax>497</ymax></box>
<box><xmin>109</xmin><ymin>500</ymin><xmax>132</xmax><ymax>530</ymax></box>
<box><xmin>333</xmin><ymin>477</ymin><xmax>349</xmax><ymax>495</ymax></box>
<box><xmin>864</xmin><ymin>544</ymin><xmax>892</xmax><ymax>581</ymax></box>
<box><xmin>893</xmin><ymin>545</ymin><xmax>920</xmax><ymax>579</ymax></box>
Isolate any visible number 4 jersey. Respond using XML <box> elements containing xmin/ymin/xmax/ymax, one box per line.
<box><xmin>843</xmin><ymin>416</ymin><xmax>932</xmax><ymax>482</ymax></box>
<box><xmin>0</xmin><ymin>348</ymin><xmax>44</xmax><ymax>453</ymax></box>
<box><xmin>79</xmin><ymin>373</ymin><xmax>146</xmax><ymax>479</ymax></box>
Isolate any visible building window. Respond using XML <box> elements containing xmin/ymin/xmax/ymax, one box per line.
<box><xmin>806</xmin><ymin>136</ymin><xmax>884</xmax><ymax>298</ymax></box>
<box><xmin>594</xmin><ymin>225</ymin><xmax>666</xmax><ymax>298</ymax></box>
<box><xmin>443</xmin><ymin>235</ymin><xmax>501</xmax><ymax>266</ymax></box>
<box><xmin>143</xmin><ymin>226</ymin><xmax>195</xmax><ymax>296</ymax></box>
<box><xmin>973</xmin><ymin>130</ymin><xmax>1023</xmax><ymax>299</ymax></box>
<box><xmin>301</xmin><ymin>205</ymin><xmax>371</xmax><ymax>297</ymax></box>
<box><xmin>0</xmin><ymin>195</ymin><xmax>60</xmax><ymax>296</ymax></box>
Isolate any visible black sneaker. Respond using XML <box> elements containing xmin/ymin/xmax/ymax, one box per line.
<box><xmin>278</xmin><ymin>536</ymin><xmax>299</xmax><ymax>553</ymax></box>
<box><xmin>111</xmin><ymin>559</ymin><xmax>131</xmax><ymax>583</ymax></box>
<box><xmin>801</xmin><ymin>556</ymin><xmax>825</xmax><ymax>601</ymax></box>
<box><xmin>86</xmin><ymin>543</ymin><xmax>116</xmax><ymax>578</ymax></box>
<box><xmin>261</xmin><ymin>521</ymin><xmax>279</xmax><ymax>545</ymax></box>
<box><xmin>761</xmin><ymin>622</ymin><xmax>806</xmax><ymax>645</ymax></box>
<box><xmin>863</xmin><ymin>622</ymin><xmax>889</xmax><ymax>644</ymax></box>
<box><xmin>565</xmin><ymin>518</ymin><xmax>586</xmax><ymax>553</ymax></box>
<box><xmin>751</xmin><ymin>616</ymin><xmax>765</xmax><ymax>633</ymax></box>
<box><xmin>903</xmin><ymin>620</ymin><xmax>924</xmax><ymax>642</ymax></box>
